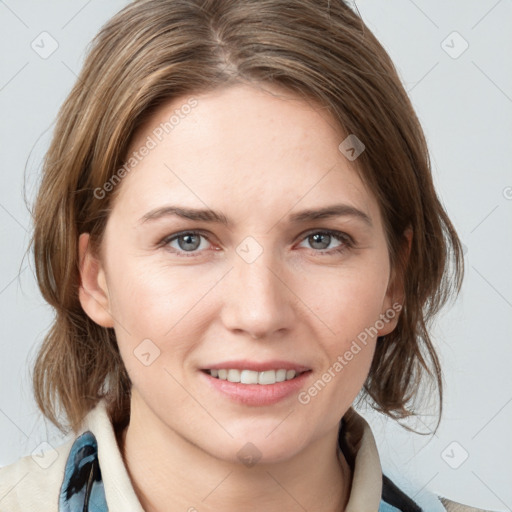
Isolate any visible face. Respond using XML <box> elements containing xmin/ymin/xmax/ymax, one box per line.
<box><xmin>79</xmin><ymin>83</ymin><xmax>403</xmax><ymax>464</ymax></box>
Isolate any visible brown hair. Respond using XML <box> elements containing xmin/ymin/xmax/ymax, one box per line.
<box><xmin>29</xmin><ymin>0</ymin><xmax>464</xmax><ymax>435</ymax></box>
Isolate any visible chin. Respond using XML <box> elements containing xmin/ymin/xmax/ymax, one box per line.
<box><xmin>206</xmin><ymin>424</ymin><xmax>309</xmax><ymax>465</ymax></box>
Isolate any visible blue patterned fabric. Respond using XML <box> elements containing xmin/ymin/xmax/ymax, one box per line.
<box><xmin>379</xmin><ymin>501</ymin><xmax>402</xmax><ymax>512</ymax></box>
<box><xmin>59</xmin><ymin>431</ymin><xmax>107</xmax><ymax>512</ymax></box>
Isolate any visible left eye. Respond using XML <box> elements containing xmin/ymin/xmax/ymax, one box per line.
<box><xmin>161</xmin><ymin>229</ymin><xmax>353</xmax><ymax>257</ymax></box>
<box><xmin>297</xmin><ymin>230</ymin><xmax>352</xmax><ymax>254</ymax></box>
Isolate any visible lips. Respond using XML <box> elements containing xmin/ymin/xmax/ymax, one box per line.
<box><xmin>199</xmin><ymin>359</ymin><xmax>312</xmax><ymax>406</ymax></box>
<box><xmin>202</xmin><ymin>360</ymin><xmax>311</xmax><ymax>373</ymax></box>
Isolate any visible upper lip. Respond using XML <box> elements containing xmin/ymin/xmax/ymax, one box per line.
<box><xmin>202</xmin><ymin>360</ymin><xmax>311</xmax><ymax>373</ymax></box>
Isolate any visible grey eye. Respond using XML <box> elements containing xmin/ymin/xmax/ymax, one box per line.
<box><xmin>307</xmin><ymin>233</ymin><xmax>333</xmax><ymax>250</ymax></box>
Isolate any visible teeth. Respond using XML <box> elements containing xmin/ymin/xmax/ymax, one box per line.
<box><xmin>240</xmin><ymin>369</ymin><xmax>258</xmax><ymax>384</ymax></box>
<box><xmin>258</xmin><ymin>371</ymin><xmax>277</xmax><ymax>385</ymax></box>
<box><xmin>208</xmin><ymin>368</ymin><xmax>299</xmax><ymax>384</ymax></box>
<box><xmin>227</xmin><ymin>369</ymin><xmax>241</xmax><ymax>382</ymax></box>
<box><xmin>275</xmin><ymin>369</ymin><xmax>287</xmax><ymax>382</ymax></box>
<box><xmin>286</xmin><ymin>370</ymin><xmax>296</xmax><ymax>380</ymax></box>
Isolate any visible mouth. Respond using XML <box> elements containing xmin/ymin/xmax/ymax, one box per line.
<box><xmin>200</xmin><ymin>365</ymin><xmax>313</xmax><ymax>406</ymax></box>
<box><xmin>199</xmin><ymin>360</ymin><xmax>312</xmax><ymax>406</ymax></box>
<box><xmin>201</xmin><ymin>368</ymin><xmax>311</xmax><ymax>385</ymax></box>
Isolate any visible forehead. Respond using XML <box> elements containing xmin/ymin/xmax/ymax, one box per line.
<box><xmin>111</xmin><ymin>83</ymin><xmax>379</xmax><ymax>228</ymax></box>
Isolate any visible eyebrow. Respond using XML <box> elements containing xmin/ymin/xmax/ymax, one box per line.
<box><xmin>138</xmin><ymin>204</ymin><xmax>373</xmax><ymax>228</ymax></box>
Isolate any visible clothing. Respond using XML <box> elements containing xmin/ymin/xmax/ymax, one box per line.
<box><xmin>0</xmin><ymin>399</ymin><xmax>489</xmax><ymax>511</ymax></box>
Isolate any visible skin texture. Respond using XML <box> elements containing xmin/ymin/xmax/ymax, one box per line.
<box><xmin>78</xmin><ymin>82</ymin><xmax>407</xmax><ymax>511</ymax></box>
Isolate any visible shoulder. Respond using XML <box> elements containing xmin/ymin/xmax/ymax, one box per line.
<box><xmin>439</xmin><ymin>496</ymin><xmax>497</xmax><ymax>512</ymax></box>
<box><xmin>1</xmin><ymin>399</ymin><xmax>138</xmax><ymax>512</ymax></box>
<box><xmin>340</xmin><ymin>409</ymin><xmax>497</xmax><ymax>512</ymax></box>
<box><xmin>381</xmin><ymin>474</ymin><xmax>497</xmax><ymax>512</ymax></box>
<box><xmin>0</xmin><ymin>438</ymin><xmax>75</xmax><ymax>512</ymax></box>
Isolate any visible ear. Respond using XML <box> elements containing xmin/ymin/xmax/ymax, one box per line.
<box><xmin>377</xmin><ymin>226</ymin><xmax>413</xmax><ymax>336</ymax></box>
<box><xmin>78</xmin><ymin>232</ymin><xmax>114</xmax><ymax>328</ymax></box>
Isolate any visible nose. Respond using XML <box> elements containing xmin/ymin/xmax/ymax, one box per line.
<box><xmin>219</xmin><ymin>245</ymin><xmax>296</xmax><ymax>339</ymax></box>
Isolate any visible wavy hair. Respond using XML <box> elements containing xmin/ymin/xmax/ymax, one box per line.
<box><xmin>28</xmin><ymin>0</ymin><xmax>464</xmax><ymax>434</ymax></box>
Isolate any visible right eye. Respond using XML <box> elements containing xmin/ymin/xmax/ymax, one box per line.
<box><xmin>161</xmin><ymin>230</ymin><xmax>215</xmax><ymax>257</ymax></box>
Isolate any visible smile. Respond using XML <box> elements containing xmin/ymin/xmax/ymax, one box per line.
<box><xmin>204</xmin><ymin>368</ymin><xmax>307</xmax><ymax>384</ymax></box>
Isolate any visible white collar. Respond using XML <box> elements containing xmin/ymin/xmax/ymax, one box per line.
<box><xmin>78</xmin><ymin>398</ymin><xmax>383</xmax><ymax>511</ymax></box>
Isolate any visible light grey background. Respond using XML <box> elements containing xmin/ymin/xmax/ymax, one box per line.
<box><xmin>1</xmin><ymin>1</ymin><xmax>511</xmax><ymax>510</ymax></box>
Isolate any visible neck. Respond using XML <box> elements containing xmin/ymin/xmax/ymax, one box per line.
<box><xmin>118</xmin><ymin>394</ymin><xmax>352</xmax><ymax>512</ymax></box>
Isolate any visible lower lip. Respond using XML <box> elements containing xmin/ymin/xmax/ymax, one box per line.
<box><xmin>200</xmin><ymin>370</ymin><xmax>312</xmax><ymax>406</ymax></box>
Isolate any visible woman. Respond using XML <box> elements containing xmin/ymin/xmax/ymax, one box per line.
<box><xmin>0</xmin><ymin>1</ymin><xmax>488</xmax><ymax>510</ymax></box>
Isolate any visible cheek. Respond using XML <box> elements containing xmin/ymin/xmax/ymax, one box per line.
<box><xmin>108</xmin><ymin>257</ymin><xmax>209</xmax><ymax>335</ymax></box>
<box><xmin>296</xmin><ymin>271</ymin><xmax>384</xmax><ymax>416</ymax></box>
<box><xmin>295</xmin><ymin>258</ymin><xmax>388</xmax><ymax>386</ymax></box>
<box><xmin>106</xmin><ymin>258</ymin><xmax>217</xmax><ymax>381</ymax></box>
<box><xmin>299</xmin><ymin>260</ymin><xmax>389</xmax><ymax>338</ymax></box>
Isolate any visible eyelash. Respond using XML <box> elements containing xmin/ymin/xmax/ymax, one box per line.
<box><xmin>158</xmin><ymin>229</ymin><xmax>355</xmax><ymax>258</ymax></box>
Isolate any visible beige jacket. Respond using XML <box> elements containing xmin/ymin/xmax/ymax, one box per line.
<box><xmin>0</xmin><ymin>399</ymin><xmax>491</xmax><ymax>511</ymax></box>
